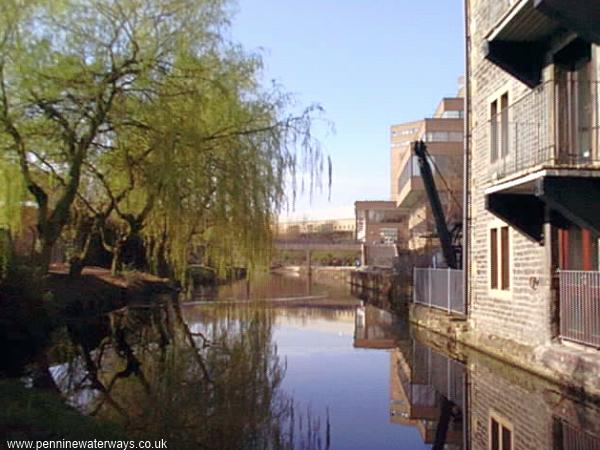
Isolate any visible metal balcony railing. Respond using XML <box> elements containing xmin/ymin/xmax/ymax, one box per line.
<box><xmin>413</xmin><ymin>268</ymin><xmax>465</xmax><ymax>316</ymax></box>
<box><xmin>557</xmin><ymin>419</ymin><xmax>600</xmax><ymax>450</ymax></box>
<box><xmin>559</xmin><ymin>270</ymin><xmax>600</xmax><ymax>348</ymax></box>
<box><xmin>485</xmin><ymin>80</ymin><xmax>600</xmax><ymax>182</ymax></box>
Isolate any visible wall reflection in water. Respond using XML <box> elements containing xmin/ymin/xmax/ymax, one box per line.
<box><xmin>354</xmin><ymin>304</ymin><xmax>600</xmax><ymax>450</ymax></box>
<box><xmin>391</xmin><ymin>342</ymin><xmax>465</xmax><ymax>450</ymax></box>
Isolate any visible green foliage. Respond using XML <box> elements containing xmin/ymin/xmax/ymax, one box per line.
<box><xmin>0</xmin><ymin>0</ymin><xmax>326</xmax><ymax>277</ymax></box>
<box><xmin>0</xmin><ymin>379</ymin><xmax>125</xmax><ymax>441</ymax></box>
<box><xmin>0</xmin><ymin>228</ymin><xmax>11</xmax><ymax>279</ymax></box>
<box><xmin>0</xmin><ymin>159</ymin><xmax>24</xmax><ymax>231</ymax></box>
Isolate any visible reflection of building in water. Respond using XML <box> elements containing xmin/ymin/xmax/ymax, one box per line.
<box><xmin>276</xmin><ymin>308</ymin><xmax>356</xmax><ymax>336</ymax></box>
<box><xmin>390</xmin><ymin>340</ymin><xmax>466</xmax><ymax>449</ymax></box>
<box><xmin>468</xmin><ymin>349</ymin><xmax>600</xmax><ymax>450</ymax></box>
<box><xmin>406</xmin><ymin>330</ymin><xmax>600</xmax><ymax>450</ymax></box>
<box><xmin>353</xmin><ymin>304</ymin><xmax>400</xmax><ymax>349</ymax></box>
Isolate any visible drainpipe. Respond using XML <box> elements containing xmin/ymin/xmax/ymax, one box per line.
<box><xmin>462</xmin><ymin>1</ymin><xmax>471</xmax><ymax>450</ymax></box>
<box><xmin>463</xmin><ymin>0</ymin><xmax>471</xmax><ymax>319</ymax></box>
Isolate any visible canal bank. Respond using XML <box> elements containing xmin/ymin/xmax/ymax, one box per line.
<box><xmin>401</xmin><ymin>324</ymin><xmax>600</xmax><ymax>450</ymax></box>
<box><xmin>299</xmin><ymin>262</ymin><xmax>600</xmax><ymax>401</ymax></box>
<box><xmin>409</xmin><ymin>302</ymin><xmax>600</xmax><ymax>401</ymax></box>
<box><xmin>350</xmin><ymin>284</ymin><xmax>600</xmax><ymax>449</ymax></box>
<box><xmin>350</xmin><ymin>268</ymin><xmax>410</xmax><ymax>314</ymax></box>
<box><xmin>2</xmin><ymin>273</ymin><xmax>599</xmax><ymax>449</ymax></box>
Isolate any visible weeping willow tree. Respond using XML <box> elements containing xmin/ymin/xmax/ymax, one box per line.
<box><xmin>0</xmin><ymin>0</ymin><xmax>232</xmax><ymax>272</ymax></box>
<box><xmin>0</xmin><ymin>146</ymin><xmax>25</xmax><ymax>279</ymax></box>
<box><xmin>76</xmin><ymin>32</ymin><xmax>326</xmax><ymax>280</ymax></box>
<box><xmin>138</xmin><ymin>53</ymin><xmax>325</xmax><ymax>280</ymax></box>
<box><xmin>0</xmin><ymin>0</ymin><xmax>327</xmax><ymax>278</ymax></box>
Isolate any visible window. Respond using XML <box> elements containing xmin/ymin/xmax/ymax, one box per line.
<box><xmin>554</xmin><ymin>39</ymin><xmax>594</xmax><ymax>163</ymax></box>
<box><xmin>490</xmin><ymin>415</ymin><xmax>513</xmax><ymax>450</ymax></box>
<box><xmin>424</xmin><ymin>131</ymin><xmax>463</xmax><ymax>142</ymax></box>
<box><xmin>380</xmin><ymin>228</ymin><xmax>398</xmax><ymax>243</ymax></box>
<box><xmin>558</xmin><ymin>224</ymin><xmax>600</xmax><ymax>270</ymax></box>
<box><xmin>449</xmin><ymin>131</ymin><xmax>464</xmax><ymax>141</ymax></box>
<box><xmin>392</xmin><ymin>127</ymin><xmax>417</xmax><ymax>139</ymax></box>
<box><xmin>491</xmin><ymin>100</ymin><xmax>498</xmax><ymax>161</ymax></box>
<box><xmin>500</xmin><ymin>93</ymin><xmax>509</xmax><ymax>157</ymax></box>
<box><xmin>441</xmin><ymin>109</ymin><xmax>464</xmax><ymax>119</ymax></box>
<box><xmin>490</xmin><ymin>228</ymin><xmax>498</xmax><ymax>289</ymax></box>
<box><xmin>490</xmin><ymin>226</ymin><xmax>510</xmax><ymax>290</ymax></box>
<box><xmin>490</xmin><ymin>92</ymin><xmax>509</xmax><ymax>162</ymax></box>
<box><xmin>398</xmin><ymin>155</ymin><xmax>439</xmax><ymax>193</ymax></box>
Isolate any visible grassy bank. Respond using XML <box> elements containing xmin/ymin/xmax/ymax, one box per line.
<box><xmin>0</xmin><ymin>379</ymin><xmax>125</xmax><ymax>441</ymax></box>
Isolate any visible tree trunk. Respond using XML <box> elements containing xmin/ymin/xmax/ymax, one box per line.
<box><xmin>111</xmin><ymin>242</ymin><xmax>123</xmax><ymax>276</ymax></box>
<box><xmin>38</xmin><ymin>236</ymin><xmax>54</xmax><ymax>274</ymax></box>
<box><xmin>0</xmin><ymin>229</ymin><xmax>14</xmax><ymax>279</ymax></box>
<box><xmin>69</xmin><ymin>258</ymin><xmax>85</xmax><ymax>277</ymax></box>
<box><xmin>68</xmin><ymin>223</ymin><xmax>94</xmax><ymax>278</ymax></box>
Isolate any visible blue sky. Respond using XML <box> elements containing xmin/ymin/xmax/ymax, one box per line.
<box><xmin>231</xmin><ymin>0</ymin><xmax>465</xmax><ymax>219</ymax></box>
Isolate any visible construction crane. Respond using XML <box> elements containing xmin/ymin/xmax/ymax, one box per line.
<box><xmin>411</xmin><ymin>140</ymin><xmax>461</xmax><ymax>269</ymax></box>
<box><xmin>413</xmin><ymin>139</ymin><xmax>465</xmax><ymax>449</ymax></box>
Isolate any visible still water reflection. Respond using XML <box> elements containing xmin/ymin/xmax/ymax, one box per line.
<box><xmin>46</xmin><ymin>274</ymin><xmax>600</xmax><ymax>450</ymax></box>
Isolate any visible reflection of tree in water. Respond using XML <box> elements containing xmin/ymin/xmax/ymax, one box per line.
<box><xmin>216</xmin><ymin>273</ymin><xmax>324</xmax><ymax>301</ymax></box>
<box><xmin>52</xmin><ymin>301</ymin><xmax>328</xmax><ymax>450</ymax></box>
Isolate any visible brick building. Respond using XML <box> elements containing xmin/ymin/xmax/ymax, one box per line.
<box><xmin>464</xmin><ymin>0</ymin><xmax>600</xmax><ymax>384</ymax></box>
<box><xmin>392</xmin><ymin>96</ymin><xmax>464</xmax><ymax>251</ymax></box>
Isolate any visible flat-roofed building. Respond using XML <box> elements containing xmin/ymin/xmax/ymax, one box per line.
<box><xmin>276</xmin><ymin>217</ymin><xmax>355</xmax><ymax>240</ymax></box>
<box><xmin>391</xmin><ymin>94</ymin><xmax>464</xmax><ymax>251</ymax></box>
<box><xmin>354</xmin><ymin>200</ymin><xmax>407</xmax><ymax>245</ymax></box>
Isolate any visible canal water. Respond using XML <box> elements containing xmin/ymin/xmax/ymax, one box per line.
<box><xmin>37</xmin><ymin>274</ymin><xmax>600</xmax><ymax>449</ymax></box>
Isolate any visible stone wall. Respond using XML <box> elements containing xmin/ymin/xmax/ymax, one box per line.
<box><xmin>467</xmin><ymin>0</ymin><xmax>555</xmax><ymax>347</ymax></box>
<box><xmin>413</xmin><ymin>325</ymin><xmax>600</xmax><ymax>450</ymax></box>
<box><xmin>469</xmin><ymin>361</ymin><xmax>554</xmax><ymax>450</ymax></box>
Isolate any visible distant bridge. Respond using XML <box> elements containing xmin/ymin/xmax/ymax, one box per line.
<box><xmin>273</xmin><ymin>240</ymin><xmax>361</xmax><ymax>252</ymax></box>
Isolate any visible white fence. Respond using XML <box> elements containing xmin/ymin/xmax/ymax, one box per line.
<box><xmin>413</xmin><ymin>267</ymin><xmax>465</xmax><ymax>315</ymax></box>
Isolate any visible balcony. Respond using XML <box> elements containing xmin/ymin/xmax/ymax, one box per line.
<box><xmin>487</xmin><ymin>80</ymin><xmax>600</xmax><ymax>182</ymax></box>
<box><xmin>484</xmin><ymin>0</ymin><xmax>600</xmax><ymax>87</ymax></box>
<box><xmin>484</xmin><ymin>80</ymin><xmax>600</xmax><ymax>242</ymax></box>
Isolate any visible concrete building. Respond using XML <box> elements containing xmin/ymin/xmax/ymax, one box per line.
<box><xmin>463</xmin><ymin>0</ymin><xmax>600</xmax><ymax>392</ymax></box>
<box><xmin>391</xmin><ymin>96</ymin><xmax>464</xmax><ymax>252</ymax></box>
<box><xmin>354</xmin><ymin>200</ymin><xmax>406</xmax><ymax>245</ymax></box>
<box><xmin>276</xmin><ymin>217</ymin><xmax>355</xmax><ymax>240</ymax></box>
